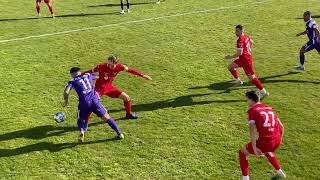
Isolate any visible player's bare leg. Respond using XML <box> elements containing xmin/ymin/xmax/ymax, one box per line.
<box><xmin>101</xmin><ymin>113</ymin><xmax>124</xmax><ymax>139</ymax></box>
<box><xmin>295</xmin><ymin>47</ymin><xmax>306</xmax><ymax>71</ymax></box>
<box><xmin>78</xmin><ymin>131</ymin><xmax>85</xmax><ymax>143</ymax></box>
<box><xmin>45</xmin><ymin>1</ymin><xmax>55</xmax><ymax>18</ymax></box>
<box><xmin>119</xmin><ymin>92</ymin><xmax>139</xmax><ymax>119</ymax></box>
<box><xmin>248</xmin><ymin>74</ymin><xmax>269</xmax><ymax>98</ymax></box>
<box><xmin>36</xmin><ymin>1</ymin><xmax>41</xmax><ymax>17</ymax></box>
<box><xmin>228</xmin><ymin>62</ymin><xmax>243</xmax><ymax>85</ymax></box>
<box><xmin>77</xmin><ymin>119</ymin><xmax>87</xmax><ymax>143</ymax></box>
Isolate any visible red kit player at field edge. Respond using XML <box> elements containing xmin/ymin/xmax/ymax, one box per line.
<box><xmin>83</xmin><ymin>55</ymin><xmax>152</xmax><ymax>119</ymax></box>
<box><xmin>225</xmin><ymin>25</ymin><xmax>269</xmax><ymax>99</ymax></box>
<box><xmin>36</xmin><ymin>0</ymin><xmax>55</xmax><ymax>18</ymax></box>
<box><xmin>239</xmin><ymin>91</ymin><xmax>286</xmax><ymax>180</ymax></box>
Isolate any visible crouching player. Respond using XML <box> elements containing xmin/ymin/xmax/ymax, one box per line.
<box><xmin>64</xmin><ymin>67</ymin><xmax>124</xmax><ymax>143</ymax></box>
<box><xmin>239</xmin><ymin>91</ymin><xmax>286</xmax><ymax>180</ymax></box>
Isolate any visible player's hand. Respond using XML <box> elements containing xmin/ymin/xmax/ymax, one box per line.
<box><xmin>253</xmin><ymin>147</ymin><xmax>263</xmax><ymax>157</ymax></box>
<box><xmin>224</xmin><ymin>55</ymin><xmax>233</xmax><ymax>59</ymax></box>
<box><xmin>143</xmin><ymin>74</ymin><xmax>152</xmax><ymax>80</ymax></box>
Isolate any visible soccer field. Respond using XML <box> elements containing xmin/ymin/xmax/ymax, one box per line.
<box><xmin>1</xmin><ymin>0</ymin><xmax>320</xmax><ymax>179</ymax></box>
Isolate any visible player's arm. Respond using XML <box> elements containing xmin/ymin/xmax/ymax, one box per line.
<box><xmin>296</xmin><ymin>30</ymin><xmax>307</xmax><ymax>37</ymax></box>
<box><xmin>63</xmin><ymin>86</ymin><xmax>72</xmax><ymax>107</ymax></box>
<box><xmin>224</xmin><ymin>48</ymin><xmax>243</xmax><ymax>59</ymax></box>
<box><xmin>278</xmin><ymin>118</ymin><xmax>284</xmax><ymax>138</ymax></box>
<box><xmin>123</xmin><ymin>65</ymin><xmax>152</xmax><ymax>80</ymax></box>
<box><xmin>314</xmin><ymin>28</ymin><xmax>320</xmax><ymax>42</ymax></box>
<box><xmin>249</xmin><ymin>122</ymin><xmax>262</xmax><ymax>156</ymax></box>
<box><xmin>82</xmin><ymin>65</ymin><xmax>99</xmax><ymax>74</ymax></box>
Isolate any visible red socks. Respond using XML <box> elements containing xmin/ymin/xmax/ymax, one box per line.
<box><xmin>239</xmin><ymin>150</ymin><xmax>249</xmax><ymax>176</ymax></box>
<box><xmin>124</xmin><ymin>100</ymin><xmax>131</xmax><ymax>115</ymax></box>
<box><xmin>265</xmin><ymin>152</ymin><xmax>281</xmax><ymax>170</ymax></box>
<box><xmin>251</xmin><ymin>78</ymin><xmax>263</xmax><ymax>90</ymax></box>
<box><xmin>230</xmin><ymin>68</ymin><xmax>239</xmax><ymax>79</ymax></box>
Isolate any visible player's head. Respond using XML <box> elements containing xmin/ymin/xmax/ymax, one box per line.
<box><xmin>70</xmin><ymin>67</ymin><xmax>81</xmax><ymax>78</ymax></box>
<box><xmin>235</xmin><ymin>25</ymin><xmax>244</xmax><ymax>37</ymax></box>
<box><xmin>107</xmin><ymin>55</ymin><xmax>118</xmax><ymax>69</ymax></box>
<box><xmin>246</xmin><ymin>90</ymin><xmax>260</xmax><ymax>107</ymax></box>
<box><xmin>303</xmin><ymin>11</ymin><xmax>311</xmax><ymax>22</ymax></box>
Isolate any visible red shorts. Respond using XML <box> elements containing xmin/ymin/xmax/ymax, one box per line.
<box><xmin>234</xmin><ymin>58</ymin><xmax>255</xmax><ymax>75</ymax></box>
<box><xmin>96</xmin><ymin>86</ymin><xmax>123</xmax><ymax>98</ymax></box>
<box><xmin>36</xmin><ymin>0</ymin><xmax>50</xmax><ymax>3</ymax></box>
<box><xmin>246</xmin><ymin>137</ymin><xmax>282</xmax><ymax>154</ymax></box>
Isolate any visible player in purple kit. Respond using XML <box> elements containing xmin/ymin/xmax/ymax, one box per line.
<box><xmin>63</xmin><ymin>67</ymin><xmax>124</xmax><ymax>142</ymax></box>
<box><xmin>295</xmin><ymin>11</ymin><xmax>320</xmax><ymax>71</ymax></box>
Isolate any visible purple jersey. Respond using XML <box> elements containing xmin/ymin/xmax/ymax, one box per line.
<box><xmin>306</xmin><ymin>19</ymin><xmax>319</xmax><ymax>44</ymax></box>
<box><xmin>66</xmin><ymin>73</ymin><xmax>99</xmax><ymax>104</ymax></box>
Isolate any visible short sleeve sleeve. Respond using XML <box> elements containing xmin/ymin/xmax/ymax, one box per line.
<box><xmin>115</xmin><ymin>64</ymin><xmax>126</xmax><ymax>72</ymax></box>
<box><xmin>247</xmin><ymin>110</ymin><xmax>256</xmax><ymax>125</ymax></box>
<box><xmin>237</xmin><ymin>38</ymin><xmax>243</xmax><ymax>49</ymax></box>
<box><xmin>88</xmin><ymin>73</ymin><xmax>97</xmax><ymax>80</ymax></box>
<box><xmin>66</xmin><ymin>81</ymin><xmax>73</xmax><ymax>89</ymax></box>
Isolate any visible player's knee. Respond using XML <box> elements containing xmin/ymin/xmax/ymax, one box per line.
<box><xmin>240</xmin><ymin>147</ymin><xmax>249</xmax><ymax>156</ymax></box>
<box><xmin>120</xmin><ymin>93</ymin><xmax>130</xmax><ymax>101</ymax></box>
<box><xmin>248</xmin><ymin>75</ymin><xmax>255</xmax><ymax>81</ymax></box>
<box><xmin>300</xmin><ymin>48</ymin><xmax>305</xmax><ymax>55</ymax></box>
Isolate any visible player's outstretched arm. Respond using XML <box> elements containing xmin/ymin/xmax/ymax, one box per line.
<box><xmin>249</xmin><ymin>123</ymin><xmax>262</xmax><ymax>156</ymax></box>
<box><xmin>296</xmin><ymin>30</ymin><xmax>307</xmax><ymax>37</ymax></box>
<box><xmin>63</xmin><ymin>86</ymin><xmax>71</xmax><ymax>107</ymax></box>
<box><xmin>224</xmin><ymin>48</ymin><xmax>243</xmax><ymax>59</ymax></box>
<box><xmin>124</xmin><ymin>65</ymin><xmax>152</xmax><ymax>80</ymax></box>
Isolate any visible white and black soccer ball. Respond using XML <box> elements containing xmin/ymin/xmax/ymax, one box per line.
<box><xmin>54</xmin><ymin>112</ymin><xmax>65</xmax><ymax>123</ymax></box>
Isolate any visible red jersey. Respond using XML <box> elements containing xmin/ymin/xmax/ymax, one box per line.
<box><xmin>90</xmin><ymin>63</ymin><xmax>126</xmax><ymax>88</ymax></box>
<box><xmin>247</xmin><ymin>103</ymin><xmax>282</xmax><ymax>141</ymax></box>
<box><xmin>236</xmin><ymin>34</ymin><xmax>253</xmax><ymax>60</ymax></box>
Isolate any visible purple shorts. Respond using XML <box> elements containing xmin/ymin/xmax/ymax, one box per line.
<box><xmin>303</xmin><ymin>41</ymin><xmax>320</xmax><ymax>52</ymax></box>
<box><xmin>78</xmin><ymin>99</ymin><xmax>107</xmax><ymax>121</ymax></box>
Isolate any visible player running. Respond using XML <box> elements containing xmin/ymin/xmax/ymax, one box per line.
<box><xmin>239</xmin><ymin>91</ymin><xmax>286</xmax><ymax>180</ymax></box>
<box><xmin>295</xmin><ymin>11</ymin><xmax>320</xmax><ymax>71</ymax></box>
<box><xmin>225</xmin><ymin>25</ymin><xmax>269</xmax><ymax>98</ymax></box>
<box><xmin>83</xmin><ymin>55</ymin><xmax>152</xmax><ymax>119</ymax></box>
<box><xmin>120</xmin><ymin>0</ymin><xmax>130</xmax><ymax>14</ymax></box>
<box><xmin>36</xmin><ymin>0</ymin><xmax>55</xmax><ymax>18</ymax></box>
<box><xmin>64</xmin><ymin>67</ymin><xmax>124</xmax><ymax>143</ymax></box>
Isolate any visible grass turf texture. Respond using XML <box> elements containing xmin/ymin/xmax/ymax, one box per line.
<box><xmin>0</xmin><ymin>0</ymin><xmax>320</xmax><ymax>179</ymax></box>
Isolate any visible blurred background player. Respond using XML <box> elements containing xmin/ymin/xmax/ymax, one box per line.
<box><xmin>83</xmin><ymin>55</ymin><xmax>152</xmax><ymax>119</ymax></box>
<box><xmin>295</xmin><ymin>11</ymin><xmax>320</xmax><ymax>71</ymax></box>
<box><xmin>225</xmin><ymin>25</ymin><xmax>269</xmax><ymax>98</ymax></box>
<box><xmin>64</xmin><ymin>67</ymin><xmax>124</xmax><ymax>143</ymax></box>
<box><xmin>239</xmin><ymin>91</ymin><xmax>285</xmax><ymax>180</ymax></box>
<box><xmin>120</xmin><ymin>0</ymin><xmax>130</xmax><ymax>14</ymax></box>
<box><xmin>36</xmin><ymin>0</ymin><xmax>55</xmax><ymax>18</ymax></box>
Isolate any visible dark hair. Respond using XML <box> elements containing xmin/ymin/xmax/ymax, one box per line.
<box><xmin>70</xmin><ymin>67</ymin><xmax>80</xmax><ymax>74</ymax></box>
<box><xmin>108</xmin><ymin>55</ymin><xmax>118</xmax><ymax>63</ymax></box>
<box><xmin>246</xmin><ymin>90</ymin><xmax>260</xmax><ymax>102</ymax></box>
<box><xmin>236</xmin><ymin>24</ymin><xmax>243</xmax><ymax>30</ymax></box>
<box><xmin>304</xmin><ymin>11</ymin><xmax>311</xmax><ymax>16</ymax></box>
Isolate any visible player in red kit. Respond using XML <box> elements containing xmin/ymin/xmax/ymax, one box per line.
<box><xmin>83</xmin><ymin>55</ymin><xmax>152</xmax><ymax>119</ymax></box>
<box><xmin>225</xmin><ymin>25</ymin><xmax>269</xmax><ymax>98</ymax></box>
<box><xmin>238</xmin><ymin>91</ymin><xmax>286</xmax><ymax>180</ymax></box>
<box><xmin>36</xmin><ymin>0</ymin><xmax>55</xmax><ymax>18</ymax></box>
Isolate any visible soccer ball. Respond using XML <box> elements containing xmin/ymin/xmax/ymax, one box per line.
<box><xmin>54</xmin><ymin>112</ymin><xmax>65</xmax><ymax>123</ymax></box>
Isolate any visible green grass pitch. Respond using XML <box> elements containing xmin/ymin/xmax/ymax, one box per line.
<box><xmin>0</xmin><ymin>0</ymin><xmax>320</xmax><ymax>179</ymax></box>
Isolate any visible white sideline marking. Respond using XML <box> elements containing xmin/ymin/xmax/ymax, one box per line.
<box><xmin>0</xmin><ymin>1</ymin><xmax>270</xmax><ymax>44</ymax></box>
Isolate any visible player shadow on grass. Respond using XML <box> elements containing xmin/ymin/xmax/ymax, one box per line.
<box><xmin>88</xmin><ymin>0</ymin><xmax>165</xmax><ymax>8</ymax></box>
<box><xmin>189</xmin><ymin>71</ymin><xmax>320</xmax><ymax>94</ymax></box>
<box><xmin>0</xmin><ymin>137</ymin><xmax>119</xmax><ymax>157</ymax></box>
<box><xmin>107</xmin><ymin>93</ymin><xmax>244</xmax><ymax>114</ymax></box>
<box><xmin>0</xmin><ymin>12</ymin><xmax>118</xmax><ymax>22</ymax></box>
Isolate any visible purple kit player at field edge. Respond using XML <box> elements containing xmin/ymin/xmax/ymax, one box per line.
<box><xmin>295</xmin><ymin>11</ymin><xmax>320</xmax><ymax>71</ymax></box>
<box><xmin>63</xmin><ymin>67</ymin><xmax>124</xmax><ymax>142</ymax></box>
